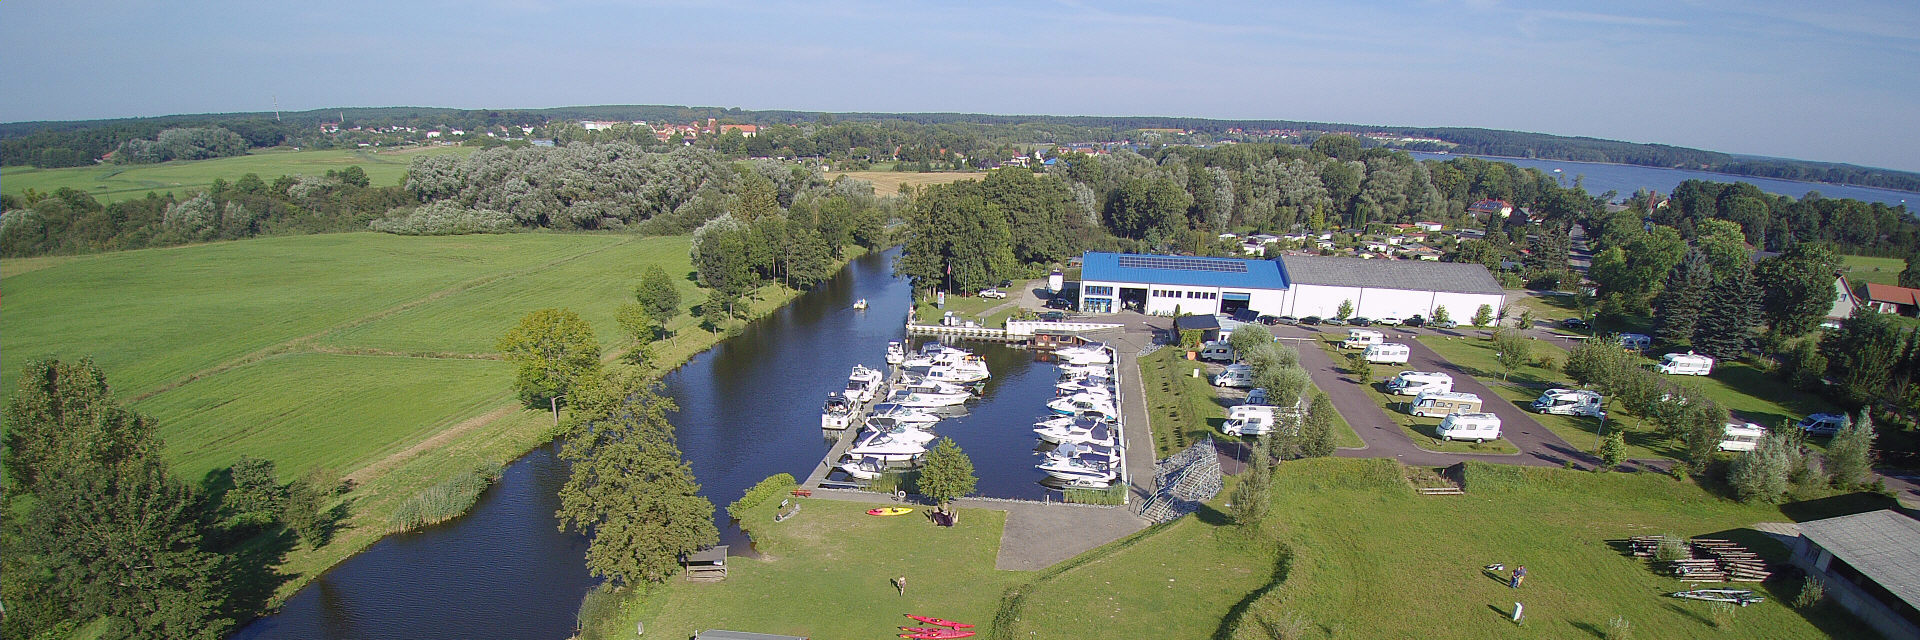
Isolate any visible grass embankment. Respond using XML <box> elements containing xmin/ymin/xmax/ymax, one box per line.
<box><xmin>1140</xmin><ymin>347</ymin><xmax>1361</xmax><ymax>458</ymax></box>
<box><xmin>1418</xmin><ymin>334</ymin><xmax>1838</xmax><ymax>461</ymax></box>
<box><xmin>0</xmin><ymin>231</ymin><xmax>833</xmax><ymax>604</ymax></box>
<box><xmin>1315</xmin><ymin>336</ymin><xmax>1517</xmax><ymax>454</ymax></box>
<box><xmin>0</xmin><ymin>146</ymin><xmax>475</xmax><ymax>204</ymax></box>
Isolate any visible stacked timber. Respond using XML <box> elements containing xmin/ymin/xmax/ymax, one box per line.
<box><xmin>1625</xmin><ymin>536</ymin><xmax>1771</xmax><ymax>583</ymax></box>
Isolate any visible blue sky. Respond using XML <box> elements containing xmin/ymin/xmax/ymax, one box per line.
<box><xmin>5</xmin><ymin>1</ymin><xmax>1918</xmax><ymax>171</ymax></box>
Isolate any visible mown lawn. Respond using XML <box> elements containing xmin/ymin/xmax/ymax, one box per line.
<box><xmin>913</xmin><ymin>294</ymin><xmax>1006</xmax><ymax>325</ymax></box>
<box><xmin>1841</xmin><ymin>254</ymin><xmax>1904</xmax><ymax>288</ymax></box>
<box><xmin>0</xmin><ymin>146</ymin><xmax>474</xmax><ymax>204</ymax></box>
<box><xmin>1140</xmin><ymin>348</ymin><xmax>1227</xmax><ymax>457</ymax></box>
<box><xmin>581</xmin><ymin>499</ymin><xmax>1016</xmax><ymax>640</ymax></box>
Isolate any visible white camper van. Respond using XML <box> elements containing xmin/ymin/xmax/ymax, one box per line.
<box><xmin>1222</xmin><ymin>404</ymin><xmax>1278</xmax><ymax>436</ymax></box>
<box><xmin>1343</xmin><ymin>329</ymin><xmax>1385</xmax><ymax>349</ymax></box>
<box><xmin>1797</xmin><ymin>413</ymin><xmax>1851</xmax><ymax>437</ymax></box>
<box><xmin>1616</xmin><ymin>333</ymin><xmax>1652</xmax><ymax>352</ymax></box>
<box><xmin>1388</xmin><ymin>371</ymin><xmax>1453</xmax><ymax>396</ymax></box>
<box><xmin>1532</xmin><ymin>388</ymin><xmax>1605</xmax><ymax>417</ymax></box>
<box><xmin>1364</xmin><ymin>342</ymin><xmax>1411</xmax><ymax>365</ymax></box>
<box><xmin>1213</xmin><ymin>364</ymin><xmax>1255</xmax><ymax>388</ymax></box>
<box><xmin>1198</xmin><ymin>340</ymin><xmax>1237</xmax><ymax>363</ymax></box>
<box><xmin>1718</xmin><ymin>422</ymin><xmax>1766</xmax><ymax>452</ymax></box>
<box><xmin>1436</xmin><ymin>412</ymin><xmax>1503</xmax><ymax>442</ymax></box>
<box><xmin>1411</xmin><ymin>390</ymin><xmax>1483</xmax><ymax>418</ymax></box>
<box><xmin>1656</xmin><ymin>351</ymin><xmax>1714</xmax><ymax>376</ymax></box>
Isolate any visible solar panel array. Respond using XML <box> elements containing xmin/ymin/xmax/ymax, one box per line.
<box><xmin>1116</xmin><ymin>255</ymin><xmax>1249</xmax><ymax>273</ymax></box>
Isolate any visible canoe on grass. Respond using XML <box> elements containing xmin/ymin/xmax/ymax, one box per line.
<box><xmin>868</xmin><ymin>507</ymin><xmax>914</xmax><ymax>516</ymax></box>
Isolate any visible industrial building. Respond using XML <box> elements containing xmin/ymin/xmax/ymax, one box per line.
<box><xmin>1075</xmin><ymin>252</ymin><xmax>1505</xmax><ymax>320</ymax></box>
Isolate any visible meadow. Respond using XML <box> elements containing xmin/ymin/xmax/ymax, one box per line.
<box><xmin>0</xmin><ymin>146</ymin><xmax>474</xmax><ymax>203</ymax></box>
<box><xmin>1840</xmin><ymin>253</ymin><xmax>1905</xmax><ymax>288</ymax></box>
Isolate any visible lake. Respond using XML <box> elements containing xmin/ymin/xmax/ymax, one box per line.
<box><xmin>1408</xmin><ymin>151</ymin><xmax>1916</xmax><ymax>207</ymax></box>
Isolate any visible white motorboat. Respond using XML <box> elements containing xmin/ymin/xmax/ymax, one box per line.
<box><xmin>1056</xmin><ymin>373</ymin><xmax>1116</xmax><ymax>395</ymax></box>
<box><xmin>1043</xmin><ymin>440</ymin><xmax>1119</xmax><ymax>462</ymax></box>
<box><xmin>903</xmin><ymin>343</ymin><xmax>982</xmax><ymax>370</ymax></box>
<box><xmin>847</xmin><ymin>429</ymin><xmax>931</xmax><ymax>462</ymax></box>
<box><xmin>886</xmin><ymin>388</ymin><xmax>970</xmax><ymax>408</ymax></box>
<box><xmin>1035</xmin><ymin>417</ymin><xmax>1118</xmax><ymax>446</ymax></box>
<box><xmin>821</xmin><ymin>393</ymin><xmax>856</xmax><ymax>430</ymax></box>
<box><xmin>850</xmin><ymin>364</ymin><xmax>884</xmax><ymax>386</ymax></box>
<box><xmin>1055</xmin><ymin>381</ymin><xmax>1113</xmax><ymax>398</ymax></box>
<box><xmin>1047</xmin><ymin>392</ymin><xmax>1119</xmax><ymax>419</ymax></box>
<box><xmin>844</xmin><ymin>378</ymin><xmax>879</xmax><ymax>404</ymax></box>
<box><xmin>1034</xmin><ymin>413</ymin><xmax>1113</xmax><ymax>430</ymax></box>
<box><xmin>1057</xmin><ymin>362</ymin><xmax>1112</xmax><ymax>377</ymax></box>
<box><xmin>1054</xmin><ymin>343</ymin><xmax>1112</xmax><ymax>365</ymax></box>
<box><xmin>905</xmin><ymin>362</ymin><xmax>989</xmax><ymax>385</ymax></box>
<box><xmin>838</xmin><ymin>454</ymin><xmax>888</xmax><ymax>480</ymax></box>
<box><xmin>1036</xmin><ymin>452</ymin><xmax>1119</xmax><ymax>484</ymax></box>
<box><xmin>852</xmin><ymin>298</ymin><xmax>868</xmax><ymax>310</ymax></box>
<box><xmin>869</xmin><ymin>403</ymin><xmax>942</xmax><ymax>427</ymax></box>
<box><xmin>885</xmin><ymin>341</ymin><xmax>906</xmax><ymax>365</ymax></box>
<box><xmin>862</xmin><ymin>423</ymin><xmax>937</xmax><ymax>446</ymax></box>
<box><xmin>898</xmin><ymin>377</ymin><xmax>973</xmax><ymax>396</ymax></box>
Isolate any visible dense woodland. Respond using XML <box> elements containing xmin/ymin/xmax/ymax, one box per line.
<box><xmin>6</xmin><ymin>105</ymin><xmax>1920</xmax><ymax>191</ymax></box>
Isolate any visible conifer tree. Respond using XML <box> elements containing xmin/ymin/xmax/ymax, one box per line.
<box><xmin>1654</xmin><ymin>248</ymin><xmax>1711</xmax><ymax>346</ymax></box>
<box><xmin>1692</xmin><ymin>263</ymin><xmax>1761</xmax><ymax>362</ymax></box>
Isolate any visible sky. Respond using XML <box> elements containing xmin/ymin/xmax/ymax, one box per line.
<box><xmin>5</xmin><ymin>0</ymin><xmax>1918</xmax><ymax>172</ymax></box>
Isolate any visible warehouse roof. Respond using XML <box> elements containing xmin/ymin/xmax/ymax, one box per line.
<box><xmin>1081</xmin><ymin>252</ymin><xmax>1288</xmax><ymax>290</ymax></box>
<box><xmin>1279</xmin><ymin>255</ymin><xmax>1503</xmax><ymax>294</ymax></box>
<box><xmin>1799</xmin><ymin>510</ymin><xmax>1920</xmax><ymax>608</ymax></box>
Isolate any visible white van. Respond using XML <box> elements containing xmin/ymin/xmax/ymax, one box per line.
<box><xmin>1213</xmin><ymin>364</ymin><xmax>1255</xmax><ymax>388</ymax></box>
<box><xmin>1198</xmin><ymin>340</ymin><xmax>1237</xmax><ymax>363</ymax></box>
<box><xmin>1437</xmin><ymin>412</ymin><xmax>1503</xmax><ymax>443</ymax></box>
<box><xmin>1616</xmin><ymin>333</ymin><xmax>1652</xmax><ymax>352</ymax></box>
<box><xmin>1718</xmin><ymin>422</ymin><xmax>1766</xmax><ymax>452</ymax></box>
<box><xmin>1532</xmin><ymin>388</ymin><xmax>1605</xmax><ymax>417</ymax></box>
<box><xmin>1411</xmin><ymin>390</ymin><xmax>1483</xmax><ymax>418</ymax></box>
<box><xmin>1223</xmin><ymin>404</ymin><xmax>1277</xmax><ymax>436</ymax></box>
<box><xmin>1343</xmin><ymin>329</ymin><xmax>1385</xmax><ymax>349</ymax></box>
<box><xmin>1656</xmin><ymin>351</ymin><xmax>1715</xmax><ymax>376</ymax></box>
<box><xmin>1797</xmin><ymin>413</ymin><xmax>1851</xmax><ymax>437</ymax></box>
<box><xmin>1388</xmin><ymin>371</ymin><xmax>1453</xmax><ymax>396</ymax></box>
<box><xmin>1364</xmin><ymin>342</ymin><xmax>1411</xmax><ymax>365</ymax></box>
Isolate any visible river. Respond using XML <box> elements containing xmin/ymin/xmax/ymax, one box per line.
<box><xmin>234</xmin><ymin>247</ymin><xmax>1065</xmax><ymax>639</ymax></box>
<box><xmin>1407</xmin><ymin>151</ymin><xmax>1916</xmax><ymax>207</ymax></box>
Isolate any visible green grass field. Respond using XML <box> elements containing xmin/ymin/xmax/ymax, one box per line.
<box><xmin>1840</xmin><ymin>254</ymin><xmax>1904</xmax><ymax>288</ymax></box>
<box><xmin>1</xmin><ymin>146</ymin><xmax>474</xmax><ymax>204</ymax></box>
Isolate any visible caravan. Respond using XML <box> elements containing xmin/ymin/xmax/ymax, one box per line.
<box><xmin>1343</xmin><ymin>329</ymin><xmax>1385</xmax><ymax>349</ymax></box>
<box><xmin>1213</xmin><ymin>364</ymin><xmax>1256</xmax><ymax>388</ymax></box>
<box><xmin>1532</xmin><ymin>388</ymin><xmax>1605</xmax><ymax>417</ymax></box>
<box><xmin>1388</xmin><ymin>371</ymin><xmax>1453</xmax><ymax>396</ymax></box>
<box><xmin>1411</xmin><ymin>390</ymin><xmax>1483</xmax><ymax>418</ymax></box>
<box><xmin>1436</xmin><ymin>413</ymin><xmax>1502</xmax><ymax>442</ymax></box>
<box><xmin>1198</xmin><ymin>340</ymin><xmax>1237</xmax><ymax>363</ymax></box>
<box><xmin>1364</xmin><ymin>343</ymin><xmax>1411</xmax><ymax>365</ymax></box>
<box><xmin>1656</xmin><ymin>351</ymin><xmax>1715</xmax><ymax>376</ymax></box>
<box><xmin>1222</xmin><ymin>404</ymin><xmax>1279</xmax><ymax>436</ymax></box>
<box><xmin>1718</xmin><ymin>422</ymin><xmax>1767</xmax><ymax>452</ymax></box>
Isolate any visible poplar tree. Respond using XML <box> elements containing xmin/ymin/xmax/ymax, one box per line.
<box><xmin>1300</xmin><ymin>393</ymin><xmax>1338</xmax><ymax>458</ymax></box>
<box><xmin>1654</xmin><ymin>248</ymin><xmax>1711</xmax><ymax>346</ymax></box>
<box><xmin>1827</xmin><ymin>412</ymin><xmax>1877</xmax><ymax>488</ymax></box>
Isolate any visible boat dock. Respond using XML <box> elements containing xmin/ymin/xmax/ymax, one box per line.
<box><xmin>801</xmin><ymin>366</ymin><xmax>902</xmax><ymax>489</ymax></box>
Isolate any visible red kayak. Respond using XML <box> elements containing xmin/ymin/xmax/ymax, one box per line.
<box><xmin>898</xmin><ymin>631</ymin><xmax>974</xmax><ymax>640</ymax></box>
<box><xmin>904</xmin><ymin>614</ymin><xmax>975</xmax><ymax>629</ymax></box>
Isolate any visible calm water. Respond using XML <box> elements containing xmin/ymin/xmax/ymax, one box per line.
<box><xmin>235</xmin><ymin>247</ymin><xmax>1064</xmax><ymax>639</ymax></box>
<box><xmin>1409</xmin><ymin>151</ymin><xmax>1917</xmax><ymax>207</ymax></box>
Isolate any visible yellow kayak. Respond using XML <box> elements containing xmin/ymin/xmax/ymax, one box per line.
<box><xmin>867</xmin><ymin>507</ymin><xmax>914</xmax><ymax>516</ymax></box>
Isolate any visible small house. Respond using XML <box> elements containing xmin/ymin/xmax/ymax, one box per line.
<box><xmin>1866</xmin><ymin>283</ymin><xmax>1920</xmax><ymax>316</ymax></box>
<box><xmin>1826</xmin><ymin>273</ymin><xmax>1857</xmax><ymax>328</ymax></box>
<box><xmin>1175</xmin><ymin>314</ymin><xmax>1223</xmax><ymax>343</ymax></box>
<box><xmin>1468</xmin><ymin>199</ymin><xmax>1514</xmax><ymax>218</ymax></box>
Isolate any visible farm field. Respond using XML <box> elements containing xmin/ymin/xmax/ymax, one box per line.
<box><xmin>825</xmin><ymin>170</ymin><xmax>983</xmax><ymax>195</ymax></box>
<box><xmin>0</xmin><ymin>146</ymin><xmax>474</xmax><ymax>204</ymax></box>
<box><xmin>1840</xmin><ymin>254</ymin><xmax>1904</xmax><ymax>288</ymax></box>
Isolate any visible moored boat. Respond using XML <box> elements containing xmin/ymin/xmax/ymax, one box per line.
<box><xmin>821</xmin><ymin>392</ymin><xmax>856</xmax><ymax>430</ymax></box>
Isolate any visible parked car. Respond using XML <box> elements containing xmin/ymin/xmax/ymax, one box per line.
<box><xmin>1430</xmin><ymin>320</ymin><xmax>1459</xmax><ymax>329</ymax></box>
<box><xmin>1039</xmin><ymin>311</ymin><xmax>1066</xmax><ymax>322</ymax></box>
<box><xmin>1322</xmin><ymin>317</ymin><xmax>1347</xmax><ymax>326</ymax></box>
<box><xmin>1404</xmin><ymin>315</ymin><xmax>1426</xmax><ymax>327</ymax></box>
<box><xmin>1274</xmin><ymin>315</ymin><xmax>1300</xmax><ymax>325</ymax></box>
<box><xmin>1045</xmin><ymin>297</ymin><xmax>1073</xmax><ymax>309</ymax></box>
<box><xmin>999</xmin><ymin>279</ymin><xmax>1014</xmax><ymax>288</ymax></box>
<box><xmin>977</xmin><ymin>288</ymin><xmax>1007</xmax><ymax>299</ymax></box>
<box><xmin>1374</xmin><ymin>316</ymin><xmax>1403</xmax><ymax>326</ymax></box>
<box><xmin>1349</xmin><ymin>317</ymin><xmax>1372</xmax><ymax>327</ymax></box>
<box><xmin>1300</xmin><ymin>316</ymin><xmax>1323</xmax><ymax>326</ymax></box>
<box><xmin>1561</xmin><ymin>318</ymin><xmax>1591</xmax><ymax>330</ymax></box>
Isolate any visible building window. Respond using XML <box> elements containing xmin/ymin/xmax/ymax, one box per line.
<box><xmin>1085</xmin><ymin>285</ymin><xmax>1113</xmax><ymax>296</ymax></box>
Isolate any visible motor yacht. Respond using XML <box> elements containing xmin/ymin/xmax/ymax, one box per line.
<box><xmin>1034</xmin><ymin>417</ymin><xmax>1118</xmax><ymax>446</ymax></box>
<box><xmin>1057</xmin><ymin>362</ymin><xmax>1112</xmax><ymax>377</ymax></box>
<box><xmin>821</xmin><ymin>393</ymin><xmax>856</xmax><ymax>430</ymax></box>
<box><xmin>869</xmin><ymin>403</ymin><xmax>942</xmax><ymax>427</ymax></box>
<box><xmin>1036</xmin><ymin>452</ymin><xmax>1119</xmax><ymax>484</ymax></box>
<box><xmin>1054</xmin><ymin>381</ymin><xmax>1113</xmax><ymax>399</ymax></box>
<box><xmin>1054</xmin><ymin>343</ymin><xmax>1112</xmax><ymax>365</ymax></box>
<box><xmin>885</xmin><ymin>341</ymin><xmax>906</xmax><ymax>366</ymax></box>
<box><xmin>1047</xmin><ymin>392</ymin><xmax>1118</xmax><ymax>419</ymax></box>
<box><xmin>1042</xmin><ymin>440</ymin><xmax>1119</xmax><ymax>462</ymax></box>
<box><xmin>844</xmin><ymin>365</ymin><xmax>885</xmax><ymax>402</ymax></box>
<box><xmin>885</xmin><ymin>387</ymin><xmax>970</xmax><ymax>408</ymax></box>
<box><xmin>838</xmin><ymin>454</ymin><xmax>888</xmax><ymax>480</ymax></box>
<box><xmin>846</xmin><ymin>429</ymin><xmax>932</xmax><ymax>462</ymax></box>
<box><xmin>904</xmin><ymin>361</ymin><xmax>990</xmax><ymax>385</ymax></box>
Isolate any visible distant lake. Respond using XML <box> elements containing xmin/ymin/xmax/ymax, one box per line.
<box><xmin>1408</xmin><ymin>151</ymin><xmax>1916</xmax><ymax>208</ymax></box>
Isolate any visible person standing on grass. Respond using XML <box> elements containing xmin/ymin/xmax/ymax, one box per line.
<box><xmin>1510</xmin><ymin>565</ymin><xmax>1527</xmax><ymax>588</ymax></box>
<box><xmin>894</xmin><ymin>575</ymin><xmax>907</xmax><ymax>596</ymax></box>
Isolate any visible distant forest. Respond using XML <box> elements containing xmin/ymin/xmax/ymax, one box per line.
<box><xmin>4</xmin><ymin>105</ymin><xmax>1918</xmax><ymax>192</ymax></box>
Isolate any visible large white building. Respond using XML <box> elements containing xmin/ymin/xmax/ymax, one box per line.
<box><xmin>1076</xmin><ymin>252</ymin><xmax>1505</xmax><ymax>320</ymax></box>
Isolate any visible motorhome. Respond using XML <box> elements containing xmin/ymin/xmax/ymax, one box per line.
<box><xmin>1532</xmin><ymin>388</ymin><xmax>1605</xmax><ymax>417</ymax></box>
<box><xmin>1797</xmin><ymin>413</ymin><xmax>1851</xmax><ymax>437</ymax></box>
<box><xmin>1387</xmin><ymin>371</ymin><xmax>1453</xmax><ymax>396</ymax></box>
<box><xmin>1198</xmin><ymin>340</ymin><xmax>1237</xmax><ymax>363</ymax></box>
<box><xmin>1436</xmin><ymin>412</ymin><xmax>1503</xmax><ymax>443</ymax></box>
<box><xmin>1411</xmin><ymin>390</ymin><xmax>1483</xmax><ymax>418</ymax></box>
<box><xmin>1213</xmin><ymin>364</ymin><xmax>1256</xmax><ymax>388</ymax></box>
<box><xmin>1656</xmin><ymin>351</ymin><xmax>1714</xmax><ymax>376</ymax></box>
<box><xmin>1364</xmin><ymin>342</ymin><xmax>1411</xmax><ymax>365</ymax></box>
<box><xmin>1343</xmin><ymin>329</ymin><xmax>1385</xmax><ymax>349</ymax></box>
<box><xmin>1616</xmin><ymin>333</ymin><xmax>1652</xmax><ymax>352</ymax></box>
<box><xmin>1222</xmin><ymin>404</ymin><xmax>1278</xmax><ymax>436</ymax></box>
<box><xmin>1718</xmin><ymin>422</ymin><xmax>1766</xmax><ymax>452</ymax></box>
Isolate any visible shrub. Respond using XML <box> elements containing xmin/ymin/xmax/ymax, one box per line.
<box><xmin>1604</xmin><ymin>615</ymin><xmax>1632</xmax><ymax>640</ymax></box>
<box><xmin>370</xmin><ymin>201</ymin><xmax>515</xmax><ymax>235</ymax></box>
<box><xmin>1653</xmin><ymin>535</ymin><xmax>1689</xmax><ymax>562</ymax></box>
<box><xmin>726</xmin><ymin>473</ymin><xmax>797</xmax><ymax>521</ymax></box>
<box><xmin>1794</xmin><ymin>576</ymin><xmax>1826</xmax><ymax>608</ymax></box>
<box><xmin>1709</xmin><ymin>601</ymin><xmax>1737</xmax><ymax>628</ymax></box>
<box><xmin>1062</xmin><ymin>485</ymin><xmax>1127</xmax><ymax>505</ymax></box>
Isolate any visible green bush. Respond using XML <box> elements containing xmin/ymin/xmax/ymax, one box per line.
<box><xmin>726</xmin><ymin>473</ymin><xmax>798</xmax><ymax>521</ymax></box>
<box><xmin>1062</xmin><ymin>485</ymin><xmax>1127</xmax><ymax>505</ymax></box>
<box><xmin>1653</xmin><ymin>535</ymin><xmax>1689</xmax><ymax>562</ymax></box>
<box><xmin>387</xmin><ymin>463</ymin><xmax>503</xmax><ymax>532</ymax></box>
<box><xmin>370</xmin><ymin>201</ymin><xmax>515</xmax><ymax>235</ymax></box>
<box><xmin>1604</xmin><ymin>615</ymin><xmax>1632</xmax><ymax>640</ymax></box>
<box><xmin>1794</xmin><ymin>576</ymin><xmax>1826</xmax><ymax>608</ymax></box>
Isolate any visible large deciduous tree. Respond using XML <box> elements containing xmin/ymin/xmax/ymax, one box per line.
<box><xmin>916</xmin><ymin>437</ymin><xmax>978</xmax><ymax>508</ymax></box>
<box><xmin>497</xmin><ymin>308</ymin><xmax>602</xmax><ymax>408</ymax></box>
<box><xmin>1827</xmin><ymin>412</ymin><xmax>1876</xmax><ymax>488</ymax></box>
<box><xmin>635</xmin><ymin>264</ymin><xmax>683</xmax><ymax>321</ymax></box>
<box><xmin>1755</xmin><ymin>243</ymin><xmax>1840</xmax><ymax>336</ymax></box>
<box><xmin>3</xmin><ymin>358</ymin><xmax>159</xmax><ymax>496</ymax></box>
<box><xmin>1821</xmin><ymin>308</ymin><xmax>1905</xmax><ymax>408</ymax></box>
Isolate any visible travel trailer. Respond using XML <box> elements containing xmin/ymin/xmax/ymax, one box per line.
<box><xmin>1198</xmin><ymin>340</ymin><xmax>1237</xmax><ymax>363</ymax></box>
<box><xmin>1343</xmin><ymin>329</ymin><xmax>1385</xmax><ymax>349</ymax></box>
<box><xmin>1213</xmin><ymin>364</ymin><xmax>1256</xmax><ymax>388</ymax></box>
<box><xmin>1436</xmin><ymin>412</ymin><xmax>1502</xmax><ymax>443</ymax></box>
<box><xmin>1387</xmin><ymin>371</ymin><xmax>1453</xmax><ymax>396</ymax></box>
<box><xmin>1411</xmin><ymin>390</ymin><xmax>1483</xmax><ymax>418</ymax></box>
<box><xmin>1656</xmin><ymin>351</ymin><xmax>1715</xmax><ymax>376</ymax></box>
<box><xmin>1616</xmin><ymin>333</ymin><xmax>1652</xmax><ymax>352</ymax></box>
<box><xmin>1532</xmin><ymin>388</ymin><xmax>1605</xmax><ymax>417</ymax></box>
<box><xmin>1364</xmin><ymin>342</ymin><xmax>1411</xmax><ymax>365</ymax></box>
<box><xmin>1718</xmin><ymin>422</ymin><xmax>1766</xmax><ymax>452</ymax></box>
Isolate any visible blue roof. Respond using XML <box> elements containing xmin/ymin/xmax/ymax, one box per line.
<box><xmin>1080</xmin><ymin>252</ymin><xmax>1289</xmax><ymax>290</ymax></box>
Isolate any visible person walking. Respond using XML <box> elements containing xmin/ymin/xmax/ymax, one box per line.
<box><xmin>894</xmin><ymin>575</ymin><xmax>907</xmax><ymax>596</ymax></box>
<box><xmin>1510</xmin><ymin>565</ymin><xmax>1527</xmax><ymax>589</ymax></box>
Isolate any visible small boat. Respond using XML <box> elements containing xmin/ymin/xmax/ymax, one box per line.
<box><xmin>853</xmin><ymin>298</ymin><xmax>869</xmax><ymax>310</ymax></box>
<box><xmin>867</xmin><ymin>507</ymin><xmax>914</xmax><ymax>516</ymax></box>
<box><xmin>1047</xmin><ymin>393</ymin><xmax>1118</xmax><ymax>419</ymax></box>
<box><xmin>848</xmin><ymin>429</ymin><xmax>932</xmax><ymax>461</ymax></box>
<box><xmin>1036</xmin><ymin>452</ymin><xmax>1119</xmax><ymax>484</ymax></box>
<box><xmin>1035</xmin><ymin>419</ymin><xmax>1117</xmax><ymax>447</ymax></box>
<box><xmin>821</xmin><ymin>393</ymin><xmax>856</xmax><ymax>430</ymax></box>
<box><xmin>904</xmin><ymin>615</ymin><xmax>975</xmax><ymax>629</ymax></box>
<box><xmin>839</xmin><ymin>454</ymin><xmax>890</xmax><ymax>480</ymax></box>
<box><xmin>886</xmin><ymin>341</ymin><xmax>907</xmax><ymax>365</ymax></box>
<box><xmin>1054</xmin><ymin>343</ymin><xmax>1112</xmax><ymax>365</ymax></box>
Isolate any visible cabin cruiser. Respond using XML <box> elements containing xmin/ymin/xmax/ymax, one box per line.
<box><xmin>1057</xmin><ymin>362</ymin><xmax>1112</xmax><ymax>377</ymax></box>
<box><xmin>902</xmin><ymin>342</ymin><xmax>970</xmax><ymax>368</ymax></box>
<box><xmin>862</xmin><ymin>423</ymin><xmax>937</xmax><ymax>446</ymax></box>
<box><xmin>1034</xmin><ymin>417</ymin><xmax>1118</xmax><ymax>446</ymax></box>
<box><xmin>886</xmin><ymin>387</ymin><xmax>970</xmax><ymax>408</ymax></box>
<box><xmin>904</xmin><ymin>362</ymin><xmax>989</xmax><ymax>385</ymax></box>
<box><xmin>1047</xmin><ymin>392</ymin><xmax>1119</xmax><ymax>419</ymax></box>
<box><xmin>897</xmin><ymin>377</ymin><xmax>974</xmax><ymax>397</ymax></box>
<box><xmin>1056</xmin><ymin>372</ymin><xmax>1116</xmax><ymax>394</ymax></box>
<box><xmin>821</xmin><ymin>393</ymin><xmax>856</xmax><ymax>430</ymax></box>
<box><xmin>838</xmin><ymin>454</ymin><xmax>889</xmax><ymax>480</ymax></box>
<box><xmin>1042</xmin><ymin>440</ymin><xmax>1119</xmax><ymax>462</ymax></box>
<box><xmin>1054</xmin><ymin>343</ymin><xmax>1112</xmax><ymax>366</ymax></box>
<box><xmin>1055</xmin><ymin>381</ymin><xmax>1113</xmax><ymax>399</ymax></box>
<box><xmin>847</xmin><ymin>429</ymin><xmax>932</xmax><ymax>462</ymax></box>
<box><xmin>869</xmin><ymin>403</ymin><xmax>942</xmax><ymax>427</ymax></box>
<box><xmin>844</xmin><ymin>365</ymin><xmax>885</xmax><ymax>402</ymax></box>
<box><xmin>885</xmin><ymin>341</ymin><xmax>906</xmax><ymax>366</ymax></box>
<box><xmin>1036</xmin><ymin>452</ymin><xmax>1119</xmax><ymax>485</ymax></box>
